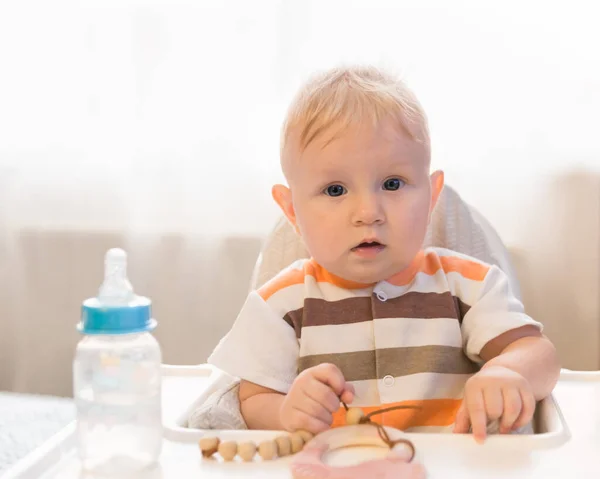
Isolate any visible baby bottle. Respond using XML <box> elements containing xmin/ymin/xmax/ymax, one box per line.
<box><xmin>73</xmin><ymin>248</ymin><xmax>162</xmax><ymax>474</ymax></box>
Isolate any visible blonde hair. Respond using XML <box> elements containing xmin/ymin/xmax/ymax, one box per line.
<box><xmin>281</xmin><ymin>65</ymin><xmax>430</xmax><ymax>173</ymax></box>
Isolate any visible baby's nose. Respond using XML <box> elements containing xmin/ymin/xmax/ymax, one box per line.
<box><xmin>352</xmin><ymin>196</ymin><xmax>384</xmax><ymax>225</ymax></box>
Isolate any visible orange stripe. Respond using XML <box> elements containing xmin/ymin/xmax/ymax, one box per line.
<box><xmin>306</xmin><ymin>260</ymin><xmax>373</xmax><ymax>290</ymax></box>
<box><xmin>331</xmin><ymin>399</ymin><xmax>462</xmax><ymax>430</ymax></box>
<box><xmin>259</xmin><ymin>252</ymin><xmax>489</xmax><ymax>300</ymax></box>
<box><xmin>440</xmin><ymin>256</ymin><xmax>489</xmax><ymax>282</ymax></box>
<box><xmin>258</xmin><ymin>268</ymin><xmax>305</xmax><ymax>301</ymax></box>
<box><xmin>259</xmin><ymin>260</ymin><xmax>372</xmax><ymax>300</ymax></box>
<box><xmin>387</xmin><ymin>252</ymin><xmax>489</xmax><ymax>286</ymax></box>
<box><xmin>384</xmin><ymin>251</ymin><xmax>425</xmax><ymax>286</ymax></box>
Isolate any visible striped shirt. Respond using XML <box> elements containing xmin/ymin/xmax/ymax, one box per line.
<box><xmin>208</xmin><ymin>247</ymin><xmax>542</xmax><ymax>432</ymax></box>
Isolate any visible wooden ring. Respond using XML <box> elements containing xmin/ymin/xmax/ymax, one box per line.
<box><xmin>290</xmin><ymin>425</ymin><xmax>425</xmax><ymax>479</ymax></box>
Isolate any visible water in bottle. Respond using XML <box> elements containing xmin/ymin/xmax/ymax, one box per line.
<box><xmin>73</xmin><ymin>248</ymin><xmax>162</xmax><ymax>475</ymax></box>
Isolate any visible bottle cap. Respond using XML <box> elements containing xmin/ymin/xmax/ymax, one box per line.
<box><xmin>78</xmin><ymin>248</ymin><xmax>156</xmax><ymax>335</ymax></box>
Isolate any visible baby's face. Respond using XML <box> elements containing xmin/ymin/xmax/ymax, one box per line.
<box><xmin>286</xmin><ymin>118</ymin><xmax>437</xmax><ymax>284</ymax></box>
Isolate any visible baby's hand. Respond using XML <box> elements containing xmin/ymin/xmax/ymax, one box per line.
<box><xmin>280</xmin><ymin>363</ymin><xmax>355</xmax><ymax>435</ymax></box>
<box><xmin>453</xmin><ymin>365</ymin><xmax>535</xmax><ymax>443</ymax></box>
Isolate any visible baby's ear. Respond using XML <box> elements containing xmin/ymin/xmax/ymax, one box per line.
<box><xmin>429</xmin><ymin>170</ymin><xmax>444</xmax><ymax>217</ymax></box>
<box><xmin>272</xmin><ymin>184</ymin><xmax>299</xmax><ymax>232</ymax></box>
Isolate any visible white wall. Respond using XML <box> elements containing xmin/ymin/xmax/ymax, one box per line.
<box><xmin>0</xmin><ymin>0</ymin><xmax>598</xmax><ymax>396</ymax></box>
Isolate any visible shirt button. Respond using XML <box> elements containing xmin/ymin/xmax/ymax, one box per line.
<box><xmin>383</xmin><ymin>375</ymin><xmax>395</xmax><ymax>387</ymax></box>
<box><xmin>376</xmin><ymin>291</ymin><xmax>388</xmax><ymax>302</ymax></box>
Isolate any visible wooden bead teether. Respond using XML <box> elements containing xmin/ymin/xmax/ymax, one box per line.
<box><xmin>345</xmin><ymin>407</ymin><xmax>365</xmax><ymax>425</ymax></box>
<box><xmin>258</xmin><ymin>439</ymin><xmax>277</xmax><ymax>460</ymax></box>
<box><xmin>296</xmin><ymin>429</ymin><xmax>314</xmax><ymax>443</ymax></box>
<box><xmin>218</xmin><ymin>440</ymin><xmax>238</xmax><ymax>461</ymax></box>
<box><xmin>276</xmin><ymin>435</ymin><xmax>292</xmax><ymax>457</ymax></box>
<box><xmin>289</xmin><ymin>432</ymin><xmax>305</xmax><ymax>453</ymax></box>
<box><xmin>238</xmin><ymin>441</ymin><xmax>257</xmax><ymax>461</ymax></box>
<box><xmin>199</xmin><ymin>437</ymin><xmax>220</xmax><ymax>457</ymax></box>
<box><xmin>199</xmin><ymin>395</ymin><xmax>424</xmax><ymax>474</ymax></box>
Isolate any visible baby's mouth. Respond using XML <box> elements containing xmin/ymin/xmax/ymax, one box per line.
<box><xmin>351</xmin><ymin>241</ymin><xmax>385</xmax><ymax>251</ymax></box>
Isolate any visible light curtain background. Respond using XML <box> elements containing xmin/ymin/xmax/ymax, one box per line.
<box><xmin>1</xmin><ymin>0</ymin><xmax>598</xmax><ymax>396</ymax></box>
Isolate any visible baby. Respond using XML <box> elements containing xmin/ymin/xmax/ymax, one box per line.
<box><xmin>208</xmin><ymin>65</ymin><xmax>561</xmax><ymax>443</ymax></box>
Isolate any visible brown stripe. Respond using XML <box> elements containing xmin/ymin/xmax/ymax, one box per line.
<box><xmin>284</xmin><ymin>297</ymin><xmax>374</xmax><ymax>339</ymax></box>
<box><xmin>303</xmin><ymin>297</ymin><xmax>374</xmax><ymax>327</ymax></box>
<box><xmin>374</xmin><ymin>291</ymin><xmax>464</xmax><ymax>321</ymax></box>
<box><xmin>282</xmin><ymin>293</ymin><xmax>471</xmax><ymax>333</ymax></box>
<box><xmin>298</xmin><ymin>346</ymin><xmax>478</xmax><ymax>381</ymax></box>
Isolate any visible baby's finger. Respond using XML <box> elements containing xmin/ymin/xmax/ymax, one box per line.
<box><xmin>452</xmin><ymin>401</ymin><xmax>470</xmax><ymax>434</ymax></box>
<box><xmin>289</xmin><ymin>407</ymin><xmax>331</xmax><ymax>435</ymax></box>
<box><xmin>467</xmin><ymin>390</ymin><xmax>487</xmax><ymax>443</ymax></box>
<box><xmin>512</xmin><ymin>389</ymin><xmax>536</xmax><ymax>430</ymax></box>
<box><xmin>340</xmin><ymin>383</ymin><xmax>355</xmax><ymax>405</ymax></box>
<box><xmin>311</xmin><ymin>363</ymin><xmax>348</xmax><ymax>397</ymax></box>
<box><xmin>499</xmin><ymin>388</ymin><xmax>522</xmax><ymax>433</ymax></box>
<box><xmin>482</xmin><ymin>387</ymin><xmax>504</xmax><ymax>421</ymax></box>
<box><xmin>293</xmin><ymin>392</ymin><xmax>333</xmax><ymax>425</ymax></box>
<box><xmin>303</xmin><ymin>377</ymin><xmax>343</xmax><ymax>413</ymax></box>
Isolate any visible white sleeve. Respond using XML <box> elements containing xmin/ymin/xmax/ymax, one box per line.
<box><xmin>207</xmin><ymin>291</ymin><xmax>299</xmax><ymax>393</ymax></box>
<box><xmin>461</xmin><ymin>265</ymin><xmax>543</xmax><ymax>364</ymax></box>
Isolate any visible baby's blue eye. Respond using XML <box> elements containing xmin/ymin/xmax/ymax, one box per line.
<box><xmin>324</xmin><ymin>184</ymin><xmax>346</xmax><ymax>197</ymax></box>
<box><xmin>383</xmin><ymin>178</ymin><xmax>405</xmax><ymax>191</ymax></box>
